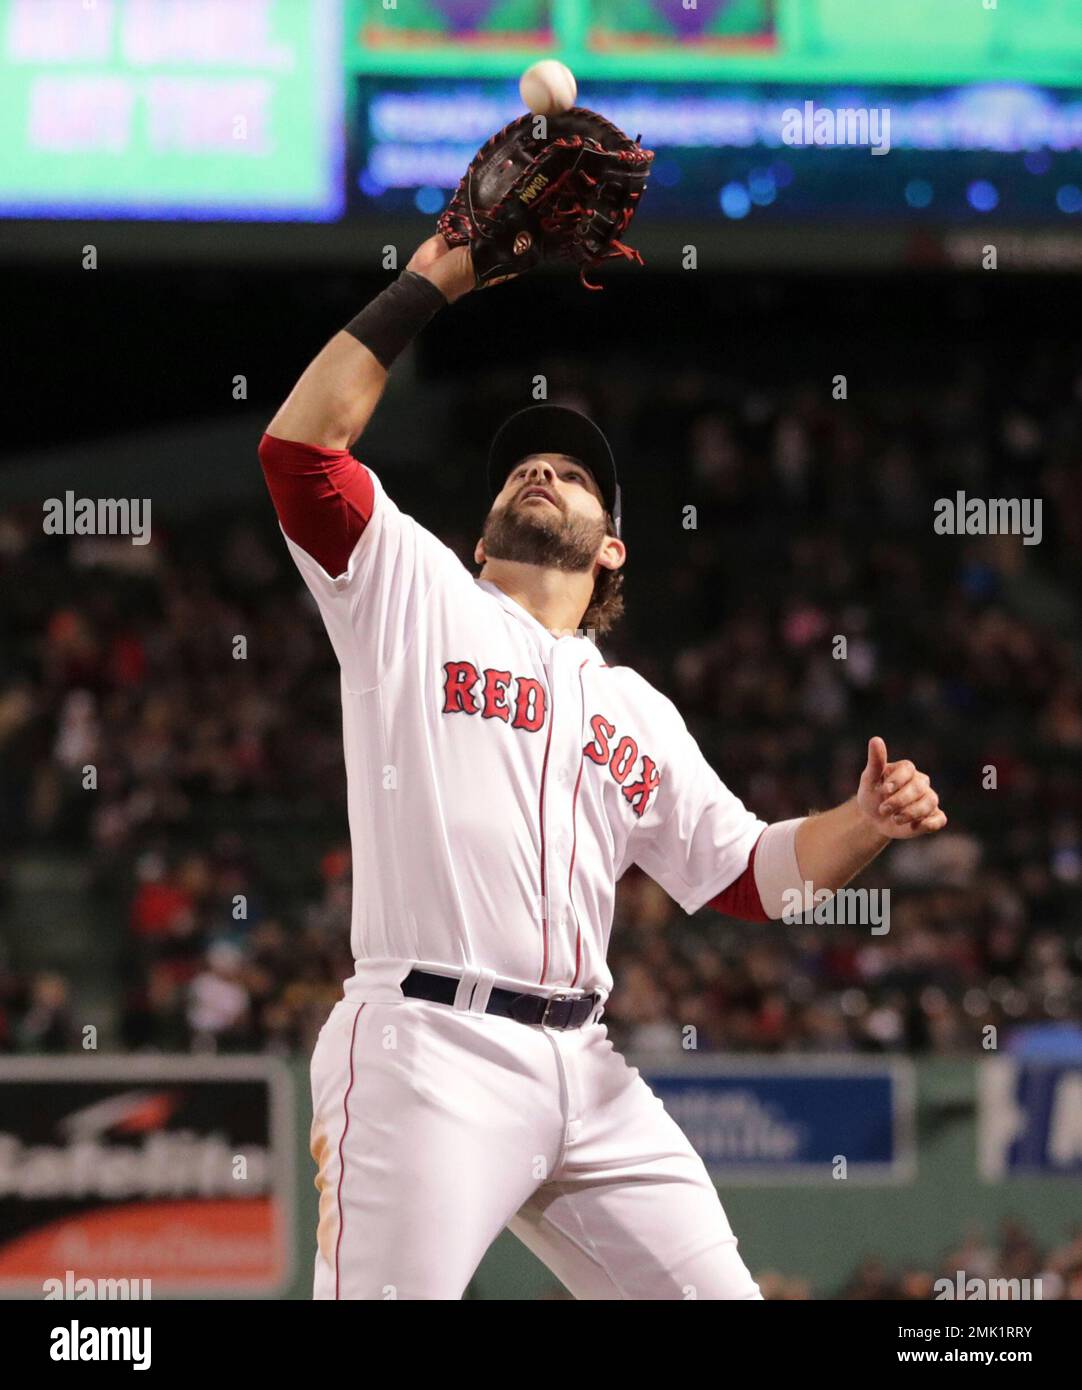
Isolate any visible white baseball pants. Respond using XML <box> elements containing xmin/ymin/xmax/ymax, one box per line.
<box><xmin>309</xmin><ymin>996</ymin><xmax>762</xmax><ymax>1300</ymax></box>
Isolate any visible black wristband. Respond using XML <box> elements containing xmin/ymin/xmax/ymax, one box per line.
<box><xmin>343</xmin><ymin>269</ymin><xmax>447</xmax><ymax>370</ymax></box>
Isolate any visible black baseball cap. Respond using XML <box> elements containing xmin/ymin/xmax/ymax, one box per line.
<box><xmin>487</xmin><ymin>405</ymin><xmax>622</xmax><ymax>537</ymax></box>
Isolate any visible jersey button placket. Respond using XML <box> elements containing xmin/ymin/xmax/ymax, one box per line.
<box><xmin>536</xmin><ymin>644</ymin><xmax>564</xmax><ymax>984</ymax></box>
<box><xmin>543</xmin><ymin>645</ymin><xmax>581</xmax><ymax>987</ymax></box>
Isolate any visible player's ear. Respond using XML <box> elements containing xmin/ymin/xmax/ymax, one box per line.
<box><xmin>597</xmin><ymin>535</ymin><xmax>626</xmax><ymax>573</ymax></box>
<box><xmin>474</xmin><ymin>536</ymin><xmax>486</xmax><ymax>566</ymax></box>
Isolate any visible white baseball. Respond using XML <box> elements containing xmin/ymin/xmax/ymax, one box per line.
<box><xmin>519</xmin><ymin>60</ymin><xmax>577</xmax><ymax>117</ymax></box>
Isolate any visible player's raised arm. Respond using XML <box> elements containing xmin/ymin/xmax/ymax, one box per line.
<box><xmin>264</xmin><ymin>237</ymin><xmax>475</xmax><ymax>451</ymax></box>
<box><xmin>257</xmin><ymin>239</ymin><xmax>474</xmax><ymax>579</ymax></box>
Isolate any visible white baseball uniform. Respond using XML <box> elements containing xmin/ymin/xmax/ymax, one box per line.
<box><xmin>261</xmin><ymin>435</ymin><xmax>767</xmax><ymax>1300</ymax></box>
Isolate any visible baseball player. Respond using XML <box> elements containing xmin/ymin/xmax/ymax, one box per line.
<box><xmin>258</xmin><ymin>234</ymin><xmax>947</xmax><ymax>1300</ymax></box>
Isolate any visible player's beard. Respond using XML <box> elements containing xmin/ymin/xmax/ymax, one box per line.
<box><xmin>482</xmin><ymin>495</ymin><xmax>605</xmax><ymax>573</ymax></box>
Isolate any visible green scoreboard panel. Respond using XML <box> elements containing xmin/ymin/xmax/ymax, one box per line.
<box><xmin>349</xmin><ymin>0</ymin><xmax>1082</xmax><ymax>87</ymax></box>
<box><xmin>0</xmin><ymin>0</ymin><xmax>343</xmax><ymax>219</ymax></box>
<box><xmin>2</xmin><ymin>0</ymin><xmax>1078</xmax><ymax>243</ymax></box>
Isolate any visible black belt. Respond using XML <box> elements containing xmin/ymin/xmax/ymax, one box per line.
<box><xmin>402</xmin><ymin>968</ymin><xmax>600</xmax><ymax>1031</ymax></box>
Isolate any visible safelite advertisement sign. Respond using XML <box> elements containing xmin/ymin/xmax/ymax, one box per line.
<box><xmin>0</xmin><ymin>1057</ymin><xmax>294</xmax><ymax>1297</ymax></box>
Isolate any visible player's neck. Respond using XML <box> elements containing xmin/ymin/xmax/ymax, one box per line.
<box><xmin>479</xmin><ymin>559</ymin><xmax>591</xmax><ymax>639</ymax></box>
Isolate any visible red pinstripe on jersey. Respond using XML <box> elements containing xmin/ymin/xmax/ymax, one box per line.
<box><xmin>334</xmin><ymin>1003</ymin><xmax>365</xmax><ymax>1299</ymax></box>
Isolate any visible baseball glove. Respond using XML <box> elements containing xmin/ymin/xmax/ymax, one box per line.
<box><xmin>437</xmin><ymin>108</ymin><xmax>654</xmax><ymax>291</ymax></box>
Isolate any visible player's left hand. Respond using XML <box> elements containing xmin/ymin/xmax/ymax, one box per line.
<box><xmin>856</xmin><ymin>736</ymin><xmax>948</xmax><ymax>839</ymax></box>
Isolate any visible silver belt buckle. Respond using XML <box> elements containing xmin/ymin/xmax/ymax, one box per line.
<box><xmin>541</xmin><ymin>993</ymin><xmax>570</xmax><ymax>1028</ymax></box>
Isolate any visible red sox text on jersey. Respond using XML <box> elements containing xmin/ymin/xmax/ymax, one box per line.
<box><xmin>441</xmin><ymin>660</ymin><xmax>662</xmax><ymax>819</ymax></box>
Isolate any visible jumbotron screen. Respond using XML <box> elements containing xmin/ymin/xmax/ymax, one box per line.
<box><xmin>0</xmin><ymin>0</ymin><xmax>1079</xmax><ymax>226</ymax></box>
<box><xmin>0</xmin><ymin>0</ymin><xmax>344</xmax><ymax>220</ymax></box>
<box><xmin>350</xmin><ymin>0</ymin><xmax>1082</xmax><ymax>228</ymax></box>
<box><xmin>351</xmin><ymin>0</ymin><xmax>1079</xmax><ymax>84</ymax></box>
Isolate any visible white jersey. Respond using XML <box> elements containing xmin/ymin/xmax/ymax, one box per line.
<box><xmin>284</xmin><ymin>469</ymin><xmax>766</xmax><ymax>1003</ymax></box>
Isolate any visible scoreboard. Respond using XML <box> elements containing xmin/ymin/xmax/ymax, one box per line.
<box><xmin>350</xmin><ymin>0</ymin><xmax>1082</xmax><ymax>230</ymax></box>
<box><xmin>0</xmin><ymin>0</ymin><xmax>343</xmax><ymax>220</ymax></box>
<box><xmin>0</xmin><ymin>0</ymin><xmax>1079</xmax><ymax>242</ymax></box>
<box><xmin>349</xmin><ymin>0</ymin><xmax>1081</xmax><ymax>85</ymax></box>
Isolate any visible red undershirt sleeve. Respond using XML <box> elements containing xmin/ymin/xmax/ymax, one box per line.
<box><xmin>705</xmin><ymin>833</ymin><xmax>770</xmax><ymax>922</ymax></box>
<box><xmin>258</xmin><ymin>432</ymin><xmax>375</xmax><ymax>578</ymax></box>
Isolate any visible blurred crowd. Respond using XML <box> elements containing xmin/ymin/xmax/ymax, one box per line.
<box><xmin>774</xmin><ymin>1220</ymin><xmax>1082</xmax><ymax>1301</ymax></box>
<box><xmin>2</xmin><ymin>345</ymin><xmax>1081</xmax><ymax>1059</ymax></box>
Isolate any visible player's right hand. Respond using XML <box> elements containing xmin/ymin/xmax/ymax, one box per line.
<box><xmin>407</xmin><ymin>235</ymin><xmax>477</xmax><ymax>303</ymax></box>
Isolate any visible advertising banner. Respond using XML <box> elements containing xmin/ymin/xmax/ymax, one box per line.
<box><xmin>637</xmin><ymin>1055</ymin><xmax>916</xmax><ymax>1185</ymax></box>
<box><xmin>0</xmin><ymin>1057</ymin><xmax>295</xmax><ymax>1297</ymax></box>
<box><xmin>979</xmin><ymin>1059</ymin><xmax>1082</xmax><ymax>1180</ymax></box>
